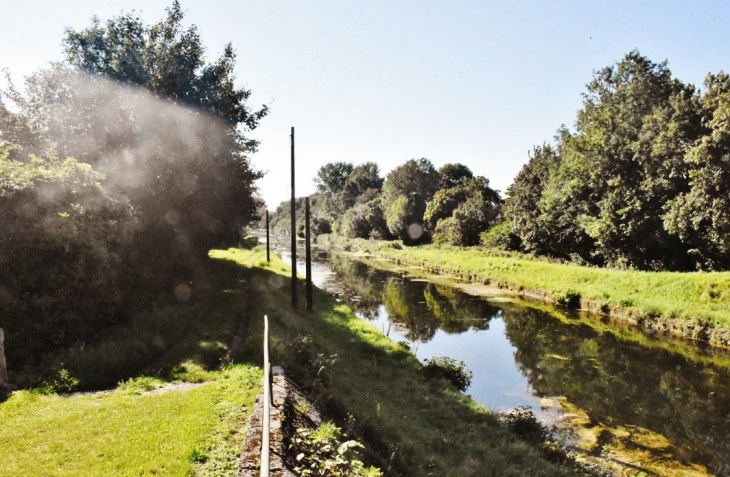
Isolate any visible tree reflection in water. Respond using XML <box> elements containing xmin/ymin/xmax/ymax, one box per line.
<box><xmin>321</xmin><ymin>251</ymin><xmax>730</xmax><ymax>475</ymax></box>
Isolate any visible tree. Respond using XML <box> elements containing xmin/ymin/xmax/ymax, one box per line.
<box><xmin>564</xmin><ymin>51</ymin><xmax>698</xmax><ymax>269</ymax></box>
<box><xmin>314</xmin><ymin>162</ymin><xmax>355</xmax><ymax>220</ymax></box>
<box><xmin>0</xmin><ymin>145</ymin><xmax>134</xmax><ymax>366</ymax></box>
<box><xmin>438</xmin><ymin>163</ymin><xmax>473</xmax><ymax>190</ymax></box>
<box><xmin>382</xmin><ymin>158</ymin><xmax>439</xmax><ymax>243</ymax></box>
<box><xmin>63</xmin><ymin>1</ymin><xmax>267</xmax><ymax>137</ymax></box>
<box><xmin>427</xmin><ymin>177</ymin><xmax>502</xmax><ymax>246</ymax></box>
<box><xmin>665</xmin><ymin>72</ymin><xmax>730</xmax><ymax>269</ymax></box>
<box><xmin>502</xmin><ymin>51</ymin><xmax>704</xmax><ymax>269</ymax></box>
<box><xmin>0</xmin><ymin>3</ymin><xmax>267</xmax><ymax>367</ymax></box>
<box><xmin>502</xmin><ymin>144</ymin><xmax>563</xmax><ymax>255</ymax></box>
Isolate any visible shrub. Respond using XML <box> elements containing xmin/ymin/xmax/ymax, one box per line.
<box><xmin>422</xmin><ymin>356</ymin><xmax>473</xmax><ymax>391</ymax></box>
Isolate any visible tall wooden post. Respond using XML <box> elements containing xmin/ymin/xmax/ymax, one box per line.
<box><xmin>305</xmin><ymin>197</ymin><xmax>313</xmax><ymax>312</ymax></box>
<box><xmin>290</xmin><ymin>127</ymin><xmax>297</xmax><ymax>309</ymax></box>
<box><xmin>0</xmin><ymin>328</ymin><xmax>8</xmax><ymax>385</ymax></box>
<box><xmin>265</xmin><ymin>210</ymin><xmax>270</xmax><ymax>263</ymax></box>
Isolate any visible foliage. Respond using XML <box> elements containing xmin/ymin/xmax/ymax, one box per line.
<box><xmin>382</xmin><ymin>158</ymin><xmax>439</xmax><ymax>243</ymax></box>
<box><xmin>664</xmin><ymin>72</ymin><xmax>730</xmax><ymax>269</ymax></box>
<box><xmin>501</xmin><ymin>51</ymin><xmax>730</xmax><ymax>271</ymax></box>
<box><xmin>292</xmin><ymin>422</ymin><xmax>383</xmax><ymax>477</ymax></box>
<box><xmin>426</xmin><ymin>176</ymin><xmax>502</xmax><ymax>246</ymax></box>
<box><xmin>0</xmin><ymin>3</ymin><xmax>265</xmax><ymax>367</ymax></box>
<box><xmin>422</xmin><ymin>356</ymin><xmax>473</xmax><ymax>392</ymax></box>
<box><xmin>438</xmin><ymin>163</ymin><xmax>474</xmax><ymax>190</ymax></box>
<box><xmin>39</xmin><ymin>367</ymin><xmax>80</xmax><ymax>394</ymax></box>
<box><xmin>480</xmin><ymin>221</ymin><xmax>521</xmax><ymax>250</ymax></box>
<box><xmin>116</xmin><ymin>376</ymin><xmax>167</xmax><ymax>395</ymax></box>
<box><xmin>0</xmin><ymin>148</ymin><xmax>134</xmax><ymax>366</ymax></box>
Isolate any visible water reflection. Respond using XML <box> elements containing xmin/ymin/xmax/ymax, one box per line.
<box><xmin>275</xmin><ymin>239</ymin><xmax>730</xmax><ymax>474</ymax></box>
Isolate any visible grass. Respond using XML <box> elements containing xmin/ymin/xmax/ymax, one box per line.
<box><xmin>1</xmin><ymin>256</ymin><xmax>262</xmax><ymax>477</ymax></box>
<box><xmin>1</xmin><ymin>244</ymin><xmax>581</xmax><ymax>476</ymax></box>
<box><xmin>11</xmin><ymin>258</ymin><xmax>251</xmax><ymax>391</ymax></box>
<box><xmin>0</xmin><ymin>365</ymin><xmax>261</xmax><ymax>477</ymax></box>
<box><xmin>212</xmin><ymin>246</ymin><xmax>578</xmax><ymax>477</ymax></box>
<box><xmin>322</xmin><ymin>236</ymin><xmax>730</xmax><ymax>332</ymax></box>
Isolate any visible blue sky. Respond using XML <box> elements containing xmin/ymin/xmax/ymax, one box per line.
<box><xmin>3</xmin><ymin>1</ymin><xmax>730</xmax><ymax>208</ymax></box>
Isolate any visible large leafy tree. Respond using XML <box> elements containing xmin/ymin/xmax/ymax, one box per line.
<box><xmin>0</xmin><ymin>2</ymin><xmax>267</xmax><ymax>368</ymax></box>
<box><xmin>565</xmin><ymin>51</ymin><xmax>698</xmax><ymax>269</ymax></box>
<box><xmin>503</xmin><ymin>144</ymin><xmax>561</xmax><ymax>254</ymax></box>
<box><xmin>502</xmin><ymin>51</ymin><xmax>705</xmax><ymax>269</ymax></box>
<box><xmin>382</xmin><ymin>158</ymin><xmax>439</xmax><ymax>244</ymax></box>
<box><xmin>665</xmin><ymin>72</ymin><xmax>730</xmax><ymax>269</ymax></box>
<box><xmin>426</xmin><ymin>176</ymin><xmax>502</xmax><ymax>246</ymax></box>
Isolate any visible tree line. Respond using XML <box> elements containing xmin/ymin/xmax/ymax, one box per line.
<box><xmin>271</xmin><ymin>159</ymin><xmax>502</xmax><ymax>247</ymax></box>
<box><xmin>277</xmin><ymin>51</ymin><xmax>730</xmax><ymax>272</ymax></box>
<box><xmin>498</xmin><ymin>51</ymin><xmax>730</xmax><ymax>271</ymax></box>
<box><xmin>0</xmin><ymin>2</ymin><xmax>265</xmax><ymax>368</ymax></box>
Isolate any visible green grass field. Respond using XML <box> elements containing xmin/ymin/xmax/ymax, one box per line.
<box><xmin>0</xmin><ymin>366</ymin><xmax>260</xmax><ymax>477</ymax></box>
<box><xmin>1</xmin><ymin>257</ymin><xmax>262</xmax><ymax>477</ymax></box>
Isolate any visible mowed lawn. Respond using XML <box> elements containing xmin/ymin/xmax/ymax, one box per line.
<box><xmin>0</xmin><ymin>365</ymin><xmax>261</xmax><ymax>477</ymax></box>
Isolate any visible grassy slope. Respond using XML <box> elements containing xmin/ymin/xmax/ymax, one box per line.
<box><xmin>0</xmin><ymin>258</ymin><xmax>262</xmax><ymax>477</ymax></box>
<box><xmin>212</xmin><ymin>247</ymin><xmax>576</xmax><ymax>477</ymax></box>
<box><xmin>330</xmin><ymin>237</ymin><xmax>730</xmax><ymax>329</ymax></box>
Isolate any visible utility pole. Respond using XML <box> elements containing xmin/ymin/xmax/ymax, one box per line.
<box><xmin>305</xmin><ymin>197</ymin><xmax>313</xmax><ymax>312</ymax></box>
<box><xmin>265</xmin><ymin>210</ymin><xmax>270</xmax><ymax>263</ymax></box>
<box><xmin>290</xmin><ymin>127</ymin><xmax>297</xmax><ymax>309</ymax></box>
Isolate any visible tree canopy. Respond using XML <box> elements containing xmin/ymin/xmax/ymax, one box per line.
<box><xmin>499</xmin><ymin>51</ymin><xmax>730</xmax><ymax>270</ymax></box>
<box><xmin>0</xmin><ymin>2</ymin><xmax>266</xmax><ymax>368</ymax></box>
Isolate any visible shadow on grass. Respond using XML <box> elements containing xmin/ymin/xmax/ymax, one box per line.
<box><xmin>10</xmin><ymin>258</ymin><xmax>255</xmax><ymax>393</ymax></box>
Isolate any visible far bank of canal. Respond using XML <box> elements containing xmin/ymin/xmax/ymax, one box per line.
<box><xmin>273</xmin><ymin>237</ymin><xmax>730</xmax><ymax>476</ymax></box>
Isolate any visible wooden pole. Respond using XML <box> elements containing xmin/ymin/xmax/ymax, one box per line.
<box><xmin>265</xmin><ymin>210</ymin><xmax>270</xmax><ymax>263</ymax></box>
<box><xmin>261</xmin><ymin>316</ymin><xmax>271</xmax><ymax>476</ymax></box>
<box><xmin>0</xmin><ymin>328</ymin><xmax>8</xmax><ymax>385</ymax></box>
<box><xmin>290</xmin><ymin>127</ymin><xmax>297</xmax><ymax>309</ymax></box>
<box><xmin>305</xmin><ymin>197</ymin><xmax>313</xmax><ymax>312</ymax></box>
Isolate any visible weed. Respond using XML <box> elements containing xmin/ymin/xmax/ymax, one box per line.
<box><xmin>554</xmin><ymin>288</ymin><xmax>581</xmax><ymax>307</ymax></box>
<box><xmin>291</xmin><ymin>422</ymin><xmax>383</xmax><ymax>477</ymax></box>
<box><xmin>294</xmin><ymin>400</ymin><xmax>310</xmax><ymax>415</ymax></box>
<box><xmin>40</xmin><ymin>367</ymin><xmax>79</xmax><ymax>394</ymax></box>
<box><xmin>116</xmin><ymin>376</ymin><xmax>166</xmax><ymax>395</ymax></box>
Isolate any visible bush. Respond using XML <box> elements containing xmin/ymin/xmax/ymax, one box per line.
<box><xmin>422</xmin><ymin>356</ymin><xmax>473</xmax><ymax>391</ymax></box>
<box><xmin>481</xmin><ymin>221</ymin><xmax>522</xmax><ymax>250</ymax></box>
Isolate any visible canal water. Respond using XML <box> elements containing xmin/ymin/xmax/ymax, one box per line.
<box><xmin>273</xmin><ymin>238</ymin><xmax>730</xmax><ymax>476</ymax></box>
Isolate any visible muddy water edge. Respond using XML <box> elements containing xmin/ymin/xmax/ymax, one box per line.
<box><xmin>272</xmin><ymin>237</ymin><xmax>730</xmax><ymax>476</ymax></box>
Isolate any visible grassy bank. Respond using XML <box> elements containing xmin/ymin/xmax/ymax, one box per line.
<box><xmin>320</xmin><ymin>236</ymin><xmax>730</xmax><ymax>346</ymax></box>
<box><xmin>212</xmin><ymin>247</ymin><xmax>580</xmax><ymax>477</ymax></box>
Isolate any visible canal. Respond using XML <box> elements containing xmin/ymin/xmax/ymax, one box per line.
<box><xmin>274</xmin><ymin>238</ymin><xmax>730</xmax><ymax>476</ymax></box>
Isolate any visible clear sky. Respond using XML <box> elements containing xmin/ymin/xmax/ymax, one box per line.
<box><xmin>3</xmin><ymin>0</ymin><xmax>730</xmax><ymax>209</ymax></box>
